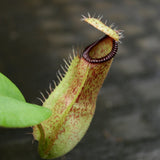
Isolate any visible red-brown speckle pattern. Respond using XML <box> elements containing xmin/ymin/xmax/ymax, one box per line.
<box><xmin>33</xmin><ymin>36</ymin><xmax>117</xmax><ymax>159</ymax></box>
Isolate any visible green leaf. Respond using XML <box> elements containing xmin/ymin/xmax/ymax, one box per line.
<box><xmin>0</xmin><ymin>96</ymin><xmax>52</xmax><ymax>128</ymax></box>
<box><xmin>0</xmin><ymin>73</ymin><xmax>25</xmax><ymax>102</ymax></box>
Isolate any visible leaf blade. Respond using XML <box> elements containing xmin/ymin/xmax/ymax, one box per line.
<box><xmin>0</xmin><ymin>96</ymin><xmax>52</xmax><ymax>128</ymax></box>
<box><xmin>0</xmin><ymin>73</ymin><xmax>25</xmax><ymax>102</ymax></box>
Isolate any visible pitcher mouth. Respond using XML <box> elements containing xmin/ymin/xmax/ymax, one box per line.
<box><xmin>82</xmin><ymin>35</ymin><xmax>118</xmax><ymax>64</ymax></box>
